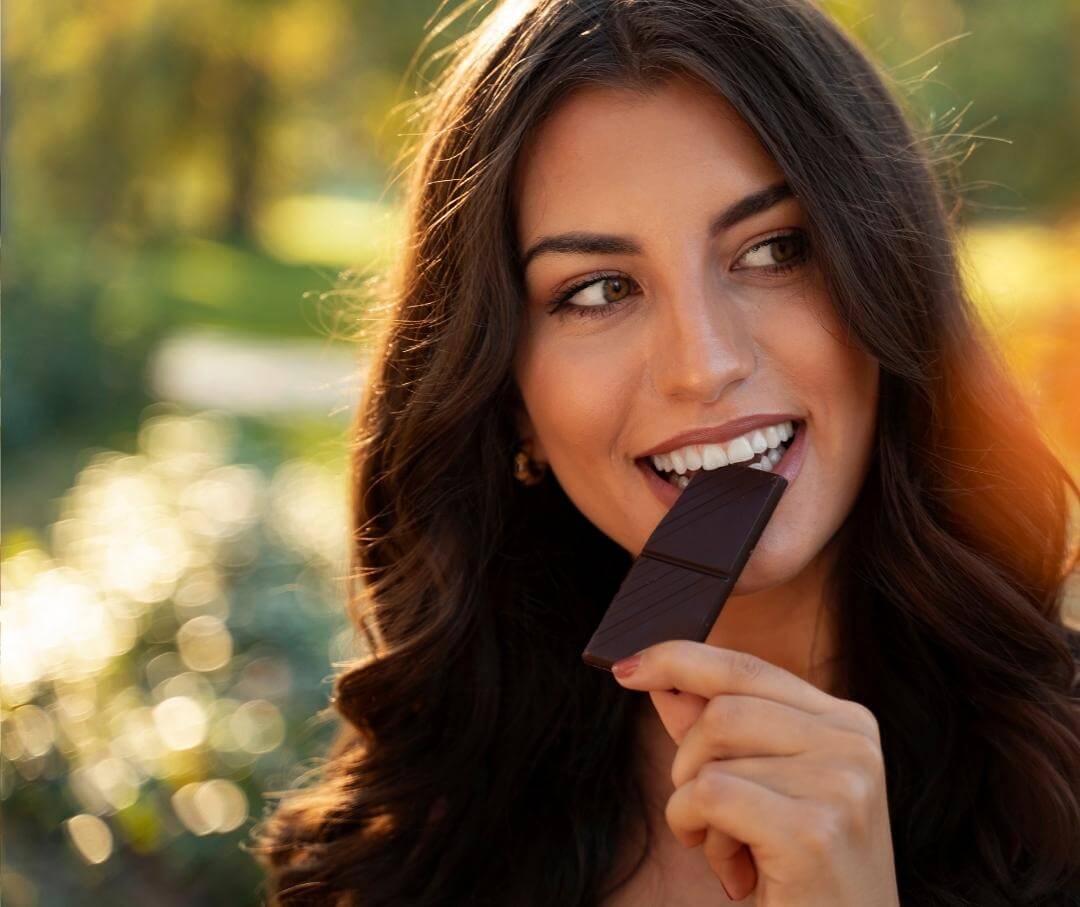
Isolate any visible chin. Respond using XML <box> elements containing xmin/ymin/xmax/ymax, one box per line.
<box><xmin>729</xmin><ymin>532</ymin><xmax>812</xmax><ymax>594</ymax></box>
<box><xmin>730</xmin><ymin>560</ymin><xmax>794</xmax><ymax>596</ymax></box>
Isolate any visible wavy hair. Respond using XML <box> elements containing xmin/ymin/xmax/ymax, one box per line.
<box><xmin>250</xmin><ymin>1</ymin><xmax>1080</xmax><ymax>903</ymax></box>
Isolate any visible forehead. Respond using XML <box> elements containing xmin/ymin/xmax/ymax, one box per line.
<box><xmin>513</xmin><ymin>76</ymin><xmax>785</xmax><ymax>241</ymax></box>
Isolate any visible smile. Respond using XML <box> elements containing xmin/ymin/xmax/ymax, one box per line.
<box><xmin>641</xmin><ymin>419</ymin><xmax>799</xmax><ymax>489</ymax></box>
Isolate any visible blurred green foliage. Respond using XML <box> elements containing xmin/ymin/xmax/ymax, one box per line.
<box><xmin>2</xmin><ymin>1</ymin><xmax>1078</xmax><ymax>905</ymax></box>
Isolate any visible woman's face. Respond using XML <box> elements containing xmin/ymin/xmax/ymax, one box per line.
<box><xmin>512</xmin><ymin>77</ymin><xmax>879</xmax><ymax>593</ymax></box>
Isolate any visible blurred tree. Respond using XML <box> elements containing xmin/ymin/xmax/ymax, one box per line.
<box><xmin>824</xmin><ymin>0</ymin><xmax>1080</xmax><ymax>218</ymax></box>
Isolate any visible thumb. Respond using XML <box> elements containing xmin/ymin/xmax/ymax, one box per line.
<box><xmin>648</xmin><ymin>689</ymin><xmax>709</xmax><ymax>745</ymax></box>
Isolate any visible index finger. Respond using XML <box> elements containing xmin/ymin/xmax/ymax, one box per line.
<box><xmin>612</xmin><ymin>639</ymin><xmax>835</xmax><ymax>713</ymax></box>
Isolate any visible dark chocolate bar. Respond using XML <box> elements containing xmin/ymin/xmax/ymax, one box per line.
<box><xmin>582</xmin><ymin>464</ymin><xmax>787</xmax><ymax>670</ymax></box>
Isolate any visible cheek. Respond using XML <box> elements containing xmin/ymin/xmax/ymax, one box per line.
<box><xmin>800</xmin><ymin>331</ymin><xmax>879</xmax><ymax>502</ymax></box>
<box><xmin>767</xmin><ymin>291</ymin><xmax>879</xmax><ymax>483</ymax></box>
<box><xmin>514</xmin><ymin>321</ymin><xmax>644</xmax><ymax>546</ymax></box>
<box><xmin>514</xmin><ymin>321</ymin><xmax>636</xmax><ymax>469</ymax></box>
<box><xmin>743</xmin><ymin>299</ymin><xmax>879</xmax><ymax>584</ymax></box>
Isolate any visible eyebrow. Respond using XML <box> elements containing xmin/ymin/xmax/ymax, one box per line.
<box><xmin>519</xmin><ymin>180</ymin><xmax>795</xmax><ymax>271</ymax></box>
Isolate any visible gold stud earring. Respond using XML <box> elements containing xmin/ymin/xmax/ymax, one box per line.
<box><xmin>512</xmin><ymin>438</ymin><xmax>548</xmax><ymax>485</ymax></box>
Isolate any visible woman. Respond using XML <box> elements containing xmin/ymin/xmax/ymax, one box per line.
<box><xmin>252</xmin><ymin>0</ymin><xmax>1080</xmax><ymax>904</ymax></box>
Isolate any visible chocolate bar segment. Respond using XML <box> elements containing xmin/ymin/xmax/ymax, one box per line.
<box><xmin>582</xmin><ymin>465</ymin><xmax>787</xmax><ymax>671</ymax></box>
<box><xmin>642</xmin><ymin>465</ymin><xmax>785</xmax><ymax>575</ymax></box>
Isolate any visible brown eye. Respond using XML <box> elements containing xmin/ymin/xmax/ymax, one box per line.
<box><xmin>603</xmin><ymin>277</ymin><xmax>631</xmax><ymax>302</ymax></box>
<box><xmin>546</xmin><ymin>272</ymin><xmax>641</xmax><ymax>319</ymax></box>
<box><xmin>733</xmin><ymin>230</ymin><xmax>810</xmax><ymax>274</ymax></box>
<box><xmin>770</xmin><ymin>236</ymin><xmax>800</xmax><ymax>264</ymax></box>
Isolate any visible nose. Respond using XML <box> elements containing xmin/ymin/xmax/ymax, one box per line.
<box><xmin>647</xmin><ymin>270</ymin><xmax>756</xmax><ymax>403</ymax></box>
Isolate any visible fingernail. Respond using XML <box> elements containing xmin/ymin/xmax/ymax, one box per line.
<box><xmin>611</xmin><ymin>653</ymin><xmax>642</xmax><ymax>678</ymax></box>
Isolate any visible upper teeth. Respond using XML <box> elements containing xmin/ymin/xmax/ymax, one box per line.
<box><xmin>650</xmin><ymin>420</ymin><xmax>795</xmax><ymax>474</ymax></box>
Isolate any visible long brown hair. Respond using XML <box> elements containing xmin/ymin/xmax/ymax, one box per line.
<box><xmin>250</xmin><ymin>1</ymin><xmax>1080</xmax><ymax>903</ymax></box>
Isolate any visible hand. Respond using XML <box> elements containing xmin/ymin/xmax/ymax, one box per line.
<box><xmin>611</xmin><ymin>640</ymin><xmax>900</xmax><ymax>906</ymax></box>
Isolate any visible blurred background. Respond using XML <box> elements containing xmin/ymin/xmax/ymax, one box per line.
<box><xmin>2</xmin><ymin>0</ymin><xmax>1078</xmax><ymax>904</ymax></box>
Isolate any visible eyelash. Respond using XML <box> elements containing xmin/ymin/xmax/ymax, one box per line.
<box><xmin>544</xmin><ymin>229</ymin><xmax>812</xmax><ymax>320</ymax></box>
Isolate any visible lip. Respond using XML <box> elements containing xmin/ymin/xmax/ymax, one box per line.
<box><xmin>636</xmin><ymin>413</ymin><xmax>805</xmax><ymax>458</ymax></box>
<box><xmin>636</xmin><ymin>418</ymin><xmax>808</xmax><ymax>508</ymax></box>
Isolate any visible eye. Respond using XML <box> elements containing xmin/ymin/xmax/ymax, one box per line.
<box><xmin>545</xmin><ymin>273</ymin><xmax>640</xmax><ymax>319</ymax></box>
<box><xmin>542</xmin><ymin>231</ymin><xmax>810</xmax><ymax>321</ymax></box>
<box><xmin>733</xmin><ymin>230</ymin><xmax>810</xmax><ymax>274</ymax></box>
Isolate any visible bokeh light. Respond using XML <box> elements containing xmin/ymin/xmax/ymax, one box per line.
<box><xmin>172</xmin><ymin>778</ymin><xmax>249</xmax><ymax>836</ymax></box>
<box><xmin>65</xmin><ymin>814</ymin><xmax>114</xmax><ymax>865</ymax></box>
<box><xmin>177</xmin><ymin>616</ymin><xmax>234</xmax><ymax>673</ymax></box>
<box><xmin>3</xmin><ymin>410</ymin><xmax>351</xmax><ymax>904</ymax></box>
